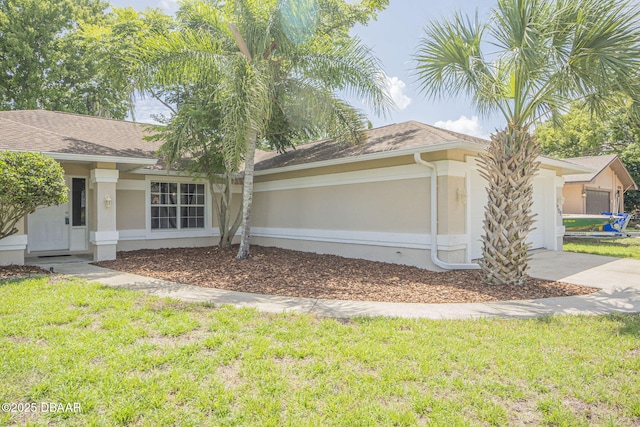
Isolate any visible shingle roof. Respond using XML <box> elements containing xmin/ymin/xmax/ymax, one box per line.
<box><xmin>0</xmin><ymin>110</ymin><xmax>160</xmax><ymax>159</ymax></box>
<box><xmin>254</xmin><ymin>120</ymin><xmax>489</xmax><ymax>171</ymax></box>
<box><xmin>0</xmin><ymin>112</ymin><xmax>587</xmax><ymax>178</ymax></box>
<box><xmin>563</xmin><ymin>154</ymin><xmax>637</xmax><ymax>189</ymax></box>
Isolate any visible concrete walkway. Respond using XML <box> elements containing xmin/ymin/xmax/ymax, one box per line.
<box><xmin>26</xmin><ymin>251</ymin><xmax>640</xmax><ymax>320</ymax></box>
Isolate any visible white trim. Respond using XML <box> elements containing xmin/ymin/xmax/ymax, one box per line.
<box><xmin>250</xmin><ymin>227</ymin><xmax>469</xmax><ymax>251</ymax></box>
<box><xmin>91</xmin><ymin>169</ymin><xmax>119</xmax><ymax>183</ymax></box>
<box><xmin>251</xmin><ymin>140</ymin><xmax>585</xmax><ymax>178</ymax></box>
<box><xmin>254</xmin><ymin>141</ymin><xmax>484</xmax><ymax>177</ymax></box>
<box><xmin>253</xmin><ymin>161</ymin><xmax>472</xmax><ymax>193</ymax></box>
<box><xmin>116</xmin><ymin>227</ymin><xmax>471</xmax><ymax>250</ymax></box>
<box><xmin>0</xmin><ymin>234</ymin><xmax>28</xmax><ymax>251</ymax></box>
<box><xmin>255</xmin><ymin>164</ymin><xmax>430</xmax><ymax>192</ymax></box>
<box><xmin>134</xmin><ymin>169</ymin><xmax>198</xmax><ymax>176</ymax></box>
<box><xmin>28</xmin><ymin>151</ymin><xmax>158</xmax><ymax>166</ymax></box>
<box><xmin>119</xmin><ymin>228</ymin><xmax>218</xmax><ymax>241</ymax></box>
<box><xmin>90</xmin><ymin>231</ymin><xmax>119</xmax><ymax>245</ymax></box>
<box><xmin>146</xmin><ymin>175</ymin><xmax>208</xmax><ymax>184</ymax></box>
<box><xmin>144</xmin><ymin>176</ymin><xmax>214</xmax><ymax>236</ymax></box>
<box><xmin>117</xmin><ymin>179</ymin><xmax>146</xmax><ymax>191</ymax></box>
<box><xmin>68</xmin><ymin>176</ymin><xmax>89</xmax><ymax>251</ymax></box>
<box><xmin>434</xmin><ymin>160</ymin><xmax>469</xmax><ymax>177</ymax></box>
<box><xmin>252</xmin><ymin>227</ymin><xmax>430</xmax><ymax>249</ymax></box>
<box><xmin>117</xmin><ymin>229</ymin><xmax>147</xmax><ymax>241</ymax></box>
<box><xmin>557</xmin><ymin>226</ymin><xmax>566</xmax><ymax>237</ymax></box>
<box><xmin>465</xmin><ymin>171</ymin><xmax>472</xmax><ymax>262</ymax></box>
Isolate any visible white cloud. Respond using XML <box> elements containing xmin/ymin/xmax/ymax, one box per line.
<box><xmin>159</xmin><ymin>0</ymin><xmax>178</xmax><ymax>12</ymax></box>
<box><xmin>383</xmin><ymin>75</ymin><xmax>412</xmax><ymax>111</ymax></box>
<box><xmin>129</xmin><ymin>97</ymin><xmax>170</xmax><ymax>125</ymax></box>
<box><xmin>434</xmin><ymin>115</ymin><xmax>489</xmax><ymax>139</ymax></box>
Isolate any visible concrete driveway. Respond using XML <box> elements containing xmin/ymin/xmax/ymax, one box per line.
<box><xmin>529</xmin><ymin>250</ymin><xmax>640</xmax><ymax>290</ymax></box>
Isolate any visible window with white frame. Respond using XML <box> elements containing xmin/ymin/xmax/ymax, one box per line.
<box><xmin>150</xmin><ymin>182</ymin><xmax>205</xmax><ymax>230</ymax></box>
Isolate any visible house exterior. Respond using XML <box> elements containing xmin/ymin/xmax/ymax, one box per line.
<box><xmin>561</xmin><ymin>155</ymin><xmax>637</xmax><ymax>215</ymax></box>
<box><xmin>0</xmin><ymin>110</ymin><xmax>588</xmax><ymax>269</ymax></box>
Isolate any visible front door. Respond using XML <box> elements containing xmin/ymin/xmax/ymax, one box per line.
<box><xmin>28</xmin><ymin>195</ymin><xmax>70</xmax><ymax>253</ymax></box>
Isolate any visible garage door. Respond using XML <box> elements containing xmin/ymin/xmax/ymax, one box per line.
<box><xmin>586</xmin><ymin>190</ymin><xmax>610</xmax><ymax>214</ymax></box>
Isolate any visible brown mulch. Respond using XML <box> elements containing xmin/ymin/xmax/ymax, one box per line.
<box><xmin>0</xmin><ymin>265</ymin><xmax>51</xmax><ymax>280</ymax></box>
<box><xmin>93</xmin><ymin>245</ymin><xmax>598</xmax><ymax>304</ymax></box>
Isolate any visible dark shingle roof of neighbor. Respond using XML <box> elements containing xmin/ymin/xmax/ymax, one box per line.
<box><xmin>0</xmin><ymin>110</ymin><xmax>160</xmax><ymax>159</ymax></box>
<box><xmin>563</xmin><ymin>154</ymin><xmax>638</xmax><ymax>189</ymax></box>
<box><xmin>254</xmin><ymin>120</ymin><xmax>489</xmax><ymax>171</ymax></box>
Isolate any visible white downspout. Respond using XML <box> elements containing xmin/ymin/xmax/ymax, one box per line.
<box><xmin>414</xmin><ymin>153</ymin><xmax>480</xmax><ymax>270</ymax></box>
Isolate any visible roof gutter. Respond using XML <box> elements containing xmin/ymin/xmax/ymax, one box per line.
<box><xmin>413</xmin><ymin>153</ymin><xmax>480</xmax><ymax>271</ymax></box>
<box><xmin>39</xmin><ymin>151</ymin><xmax>159</xmax><ymax>166</ymax></box>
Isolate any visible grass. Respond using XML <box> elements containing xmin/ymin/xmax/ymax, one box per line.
<box><xmin>1</xmin><ymin>275</ymin><xmax>639</xmax><ymax>426</ymax></box>
<box><xmin>563</xmin><ymin>237</ymin><xmax>640</xmax><ymax>260</ymax></box>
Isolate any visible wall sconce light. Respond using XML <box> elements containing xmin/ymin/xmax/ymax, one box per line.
<box><xmin>456</xmin><ymin>188</ymin><xmax>468</xmax><ymax>204</ymax></box>
<box><xmin>581</xmin><ymin>190</ymin><xmax>586</xmax><ymax>198</ymax></box>
<box><xmin>104</xmin><ymin>194</ymin><xmax>112</xmax><ymax>208</ymax></box>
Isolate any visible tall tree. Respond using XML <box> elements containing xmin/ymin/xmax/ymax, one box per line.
<box><xmin>135</xmin><ymin>0</ymin><xmax>392</xmax><ymax>259</ymax></box>
<box><xmin>535</xmin><ymin>101</ymin><xmax>640</xmax><ymax>210</ymax></box>
<box><xmin>78</xmin><ymin>6</ymin><xmax>174</xmax><ymax>119</ymax></box>
<box><xmin>0</xmin><ymin>0</ymin><xmax>135</xmax><ymax>118</ymax></box>
<box><xmin>146</xmin><ymin>89</ymin><xmax>246</xmax><ymax>249</ymax></box>
<box><xmin>415</xmin><ymin>0</ymin><xmax>640</xmax><ymax>285</ymax></box>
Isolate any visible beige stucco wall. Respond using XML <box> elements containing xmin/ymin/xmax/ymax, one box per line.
<box><xmin>119</xmin><ymin>172</ymin><xmax>145</xmax><ymax>181</ymax></box>
<box><xmin>256</xmin><ymin>155</ymin><xmax>416</xmax><ymax>183</ymax></box>
<box><xmin>211</xmin><ymin>193</ymin><xmax>243</xmax><ymax>229</ymax></box>
<box><xmin>562</xmin><ymin>184</ymin><xmax>585</xmax><ymax>214</ymax></box>
<box><xmin>61</xmin><ymin>162</ymin><xmax>90</xmax><ymax>176</ymax></box>
<box><xmin>14</xmin><ymin>217</ymin><xmax>25</xmax><ymax>235</ymax></box>
<box><xmin>252</xmin><ymin>177</ymin><xmax>431</xmax><ymax>233</ymax></box>
<box><xmin>116</xmin><ymin>190</ymin><xmax>146</xmax><ymax>230</ymax></box>
<box><xmin>437</xmin><ymin>175</ymin><xmax>466</xmax><ymax>235</ymax></box>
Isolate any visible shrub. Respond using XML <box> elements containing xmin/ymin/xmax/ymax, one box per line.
<box><xmin>0</xmin><ymin>151</ymin><xmax>67</xmax><ymax>239</ymax></box>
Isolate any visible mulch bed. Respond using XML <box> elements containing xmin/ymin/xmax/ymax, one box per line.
<box><xmin>0</xmin><ymin>265</ymin><xmax>51</xmax><ymax>280</ymax></box>
<box><xmin>94</xmin><ymin>246</ymin><xmax>598</xmax><ymax>304</ymax></box>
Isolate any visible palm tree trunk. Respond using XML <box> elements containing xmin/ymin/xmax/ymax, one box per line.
<box><xmin>236</xmin><ymin>130</ymin><xmax>257</xmax><ymax>259</ymax></box>
<box><xmin>478</xmin><ymin>123</ymin><xmax>540</xmax><ymax>285</ymax></box>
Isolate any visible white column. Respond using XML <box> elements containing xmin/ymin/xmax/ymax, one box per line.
<box><xmin>90</xmin><ymin>169</ymin><xmax>119</xmax><ymax>261</ymax></box>
<box><xmin>0</xmin><ymin>216</ymin><xmax>27</xmax><ymax>265</ymax></box>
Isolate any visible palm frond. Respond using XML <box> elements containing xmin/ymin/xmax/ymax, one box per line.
<box><xmin>134</xmin><ymin>28</ymin><xmax>228</xmax><ymax>90</ymax></box>
<box><xmin>414</xmin><ymin>11</ymin><xmax>497</xmax><ymax>114</ymax></box>
<box><xmin>293</xmin><ymin>36</ymin><xmax>393</xmax><ymax>116</ymax></box>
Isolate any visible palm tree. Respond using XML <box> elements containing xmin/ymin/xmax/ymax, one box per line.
<box><xmin>415</xmin><ymin>0</ymin><xmax>640</xmax><ymax>285</ymax></box>
<box><xmin>136</xmin><ymin>0</ymin><xmax>392</xmax><ymax>259</ymax></box>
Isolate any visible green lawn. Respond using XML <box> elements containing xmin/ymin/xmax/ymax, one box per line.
<box><xmin>564</xmin><ymin>237</ymin><xmax>640</xmax><ymax>260</ymax></box>
<box><xmin>1</xmin><ymin>276</ymin><xmax>639</xmax><ymax>426</ymax></box>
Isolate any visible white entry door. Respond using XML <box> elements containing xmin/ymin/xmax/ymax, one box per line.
<box><xmin>28</xmin><ymin>202</ymin><xmax>70</xmax><ymax>252</ymax></box>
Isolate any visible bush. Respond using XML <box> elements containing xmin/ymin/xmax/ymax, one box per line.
<box><xmin>0</xmin><ymin>151</ymin><xmax>67</xmax><ymax>239</ymax></box>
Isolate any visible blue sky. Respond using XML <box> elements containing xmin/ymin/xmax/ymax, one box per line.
<box><xmin>109</xmin><ymin>0</ymin><xmax>502</xmax><ymax>138</ymax></box>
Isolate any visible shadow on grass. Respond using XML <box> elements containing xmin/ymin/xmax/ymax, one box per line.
<box><xmin>609</xmin><ymin>313</ymin><xmax>640</xmax><ymax>337</ymax></box>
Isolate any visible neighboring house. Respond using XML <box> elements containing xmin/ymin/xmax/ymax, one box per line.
<box><xmin>0</xmin><ymin>110</ymin><xmax>588</xmax><ymax>269</ymax></box>
<box><xmin>562</xmin><ymin>155</ymin><xmax>638</xmax><ymax>215</ymax></box>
